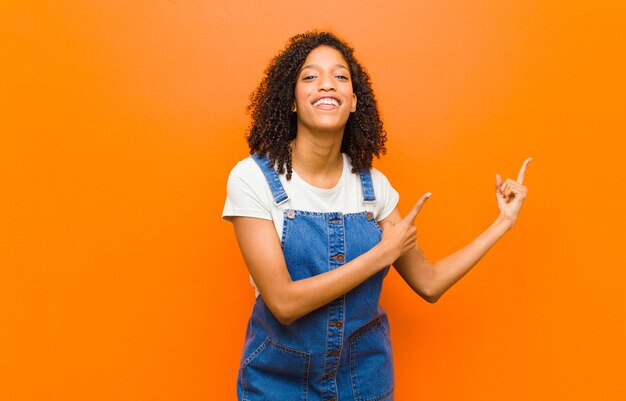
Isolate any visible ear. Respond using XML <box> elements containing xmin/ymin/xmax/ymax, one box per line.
<box><xmin>351</xmin><ymin>94</ymin><xmax>357</xmax><ymax>113</ymax></box>
<box><xmin>292</xmin><ymin>102</ymin><xmax>297</xmax><ymax>112</ymax></box>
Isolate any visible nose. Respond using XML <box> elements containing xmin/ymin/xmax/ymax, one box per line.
<box><xmin>318</xmin><ymin>72</ymin><xmax>336</xmax><ymax>91</ymax></box>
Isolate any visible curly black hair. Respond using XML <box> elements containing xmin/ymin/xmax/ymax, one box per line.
<box><xmin>246</xmin><ymin>31</ymin><xmax>387</xmax><ymax>179</ymax></box>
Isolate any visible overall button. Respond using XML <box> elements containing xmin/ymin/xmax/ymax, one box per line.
<box><xmin>286</xmin><ymin>209</ymin><xmax>295</xmax><ymax>219</ymax></box>
<box><xmin>329</xmin><ymin>321</ymin><xmax>343</xmax><ymax>328</ymax></box>
<box><xmin>330</xmin><ymin>253</ymin><xmax>345</xmax><ymax>263</ymax></box>
<box><xmin>326</xmin><ymin>398</ymin><xmax>336</xmax><ymax>401</ymax></box>
<box><xmin>326</xmin><ymin>350</ymin><xmax>341</xmax><ymax>357</ymax></box>
<box><xmin>328</xmin><ymin>219</ymin><xmax>341</xmax><ymax>224</ymax></box>
<box><xmin>366</xmin><ymin>211</ymin><xmax>374</xmax><ymax>220</ymax></box>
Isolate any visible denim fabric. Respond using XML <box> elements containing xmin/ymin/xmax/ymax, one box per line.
<box><xmin>238</xmin><ymin>155</ymin><xmax>394</xmax><ymax>401</ymax></box>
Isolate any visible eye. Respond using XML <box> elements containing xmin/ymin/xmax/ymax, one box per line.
<box><xmin>336</xmin><ymin>74</ymin><xmax>350</xmax><ymax>80</ymax></box>
<box><xmin>302</xmin><ymin>75</ymin><xmax>317</xmax><ymax>81</ymax></box>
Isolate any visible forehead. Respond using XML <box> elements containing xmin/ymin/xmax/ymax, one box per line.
<box><xmin>301</xmin><ymin>45</ymin><xmax>349</xmax><ymax>68</ymax></box>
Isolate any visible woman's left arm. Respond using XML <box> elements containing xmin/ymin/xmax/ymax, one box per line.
<box><xmin>387</xmin><ymin>158</ymin><xmax>532</xmax><ymax>303</ymax></box>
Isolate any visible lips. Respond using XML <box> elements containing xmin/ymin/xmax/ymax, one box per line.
<box><xmin>312</xmin><ymin>96</ymin><xmax>341</xmax><ymax>109</ymax></box>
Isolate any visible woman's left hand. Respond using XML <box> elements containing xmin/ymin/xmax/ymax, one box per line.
<box><xmin>495</xmin><ymin>157</ymin><xmax>532</xmax><ymax>226</ymax></box>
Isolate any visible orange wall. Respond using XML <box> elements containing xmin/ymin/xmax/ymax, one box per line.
<box><xmin>2</xmin><ymin>1</ymin><xmax>625</xmax><ymax>400</ymax></box>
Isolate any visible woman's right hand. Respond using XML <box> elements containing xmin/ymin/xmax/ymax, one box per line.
<box><xmin>379</xmin><ymin>193</ymin><xmax>431</xmax><ymax>265</ymax></box>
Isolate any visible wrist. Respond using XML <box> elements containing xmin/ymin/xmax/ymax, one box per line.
<box><xmin>495</xmin><ymin>213</ymin><xmax>515</xmax><ymax>232</ymax></box>
<box><xmin>373</xmin><ymin>240</ymin><xmax>396</xmax><ymax>267</ymax></box>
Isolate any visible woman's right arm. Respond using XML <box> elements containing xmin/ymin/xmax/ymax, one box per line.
<box><xmin>231</xmin><ymin>194</ymin><xmax>429</xmax><ymax>325</ymax></box>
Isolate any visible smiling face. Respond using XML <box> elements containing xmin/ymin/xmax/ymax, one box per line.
<box><xmin>293</xmin><ymin>45</ymin><xmax>357</xmax><ymax>135</ymax></box>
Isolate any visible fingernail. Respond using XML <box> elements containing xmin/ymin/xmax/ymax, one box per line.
<box><xmin>426</xmin><ymin>192</ymin><xmax>432</xmax><ymax>198</ymax></box>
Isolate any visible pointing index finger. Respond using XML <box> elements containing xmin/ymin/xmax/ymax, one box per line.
<box><xmin>403</xmin><ymin>192</ymin><xmax>432</xmax><ymax>224</ymax></box>
<box><xmin>517</xmin><ymin>157</ymin><xmax>533</xmax><ymax>184</ymax></box>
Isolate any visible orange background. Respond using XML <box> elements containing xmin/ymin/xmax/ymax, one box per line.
<box><xmin>2</xmin><ymin>1</ymin><xmax>625</xmax><ymax>400</ymax></box>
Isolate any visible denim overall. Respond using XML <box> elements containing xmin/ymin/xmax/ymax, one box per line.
<box><xmin>237</xmin><ymin>154</ymin><xmax>394</xmax><ymax>401</ymax></box>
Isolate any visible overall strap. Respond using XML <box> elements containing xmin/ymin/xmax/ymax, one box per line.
<box><xmin>251</xmin><ymin>153</ymin><xmax>290</xmax><ymax>206</ymax></box>
<box><xmin>359</xmin><ymin>169</ymin><xmax>377</xmax><ymax>203</ymax></box>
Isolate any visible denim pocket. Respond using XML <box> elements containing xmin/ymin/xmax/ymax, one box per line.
<box><xmin>349</xmin><ymin>318</ymin><xmax>394</xmax><ymax>401</ymax></box>
<box><xmin>240</xmin><ymin>337</ymin><xmax>310</xmax><ymax>401</ymax></box>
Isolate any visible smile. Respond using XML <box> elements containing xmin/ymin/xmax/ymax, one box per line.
<box><xmin>312</xmin><ymin>97</ymin><xmax>340</xmax><ymax>107</ymax></box>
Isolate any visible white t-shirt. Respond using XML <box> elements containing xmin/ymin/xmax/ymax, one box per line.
<box><xmin>222</xmin><ymin>153</ymin><xmax>400</xmax><ymax>295</ymax></box>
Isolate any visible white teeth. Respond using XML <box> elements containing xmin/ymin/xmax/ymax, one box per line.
<box><xmin>313</xmin><ymin>98</ymin><xmax>339</xmax><ymax>107</ymax></box>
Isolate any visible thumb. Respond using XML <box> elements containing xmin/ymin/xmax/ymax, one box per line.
<box><xmin>403</xmin><ymin>192</ymin><xmax>432</xmax><ymax>224</ymax></box>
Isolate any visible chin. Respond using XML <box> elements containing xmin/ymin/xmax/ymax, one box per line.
<box><xmin>298</xmin><ymin>114</ymin><xmax>351</xmax><ymax>133</ymax></box>
<box><xmin>315</xmin><ymin>117</ymin><xmax>350</xmax><ymax>130</ymax></box>
<box><xmin>313</xmin><ymin>124</ymin><xmax>348</xmax><ymax>133</ymax></box>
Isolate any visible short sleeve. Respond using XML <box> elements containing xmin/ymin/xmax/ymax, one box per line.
<box><xmin>371</xmin><ymin>168</ymin><xmax>400</xmax><ymax>222</ymax></box>
<box><xmin>222</xmin><ymin>159</ymin><xmax>273</xmax><ymax>222</ymax></box>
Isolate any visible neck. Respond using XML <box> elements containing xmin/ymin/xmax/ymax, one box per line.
<box><xmin>290</xmin><ymin>128</ymin><xmax>344</xmax><ymax>177</ymax></box>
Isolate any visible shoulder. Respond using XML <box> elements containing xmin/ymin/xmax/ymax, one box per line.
<box><xmin>344</xmin><ymin>154</ymin><xmax>392</xmax><ymax>185</ymax></box>
<box><xmin>225</xmin><ymin>156</ymin><xmax>269</xmax><ymax>199</ymax></box>
<box><xmin>223</xmin><ymin>156</ymin><xmax>274</xmax><ymax>221</ymax></box>
<box><xmin>342</xmin><ymin>154</ymin><xmax>396</xmax><ymax>194</ymax></box>
<box><xmin>369</xmin><ymin>167</ymin><xmax>398</xmax><ymax>199</ymax></box>
<box><xmin>227</xmin><ymin>156</ymin><xmax>270</xmax><ymax>190</ymax></box>
<box><xmin>369</xmin><ymin>166</ymin><xmax>400</xmax><ymax>221</ymax></box>
<box><xmin>369</xmin><ymin>166</ymin><xmax>391</xmax><ymax>184</ymax></box>
<box><xmin>369</xmin><ymin>166</ymin><xmax>396</xmax><ymax>195</ymax></box>
<box><xmin>228</xmin><ymin>156</ymin><xmax>263</xmax><ymax>181</ymax></box>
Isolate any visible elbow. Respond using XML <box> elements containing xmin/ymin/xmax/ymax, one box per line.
<box><xmin>260</xmin><ymin>283</ymin><xmax>303</xmax><ymax>325</ymax></box>
<box><xmin>275</xmin><ymin>309</ymin><xmax>297</xmax><ymax>325</ymax></box>
<box><xmin>267</xmin><ymin>299</ymin><xmax>299</xmax><ymax>325</ymax></box>
<box><xmin>278</xmin><ymin>316</ymin><xmax>296</xmax><ymax>325</ymax></box>
<box><xmin>421</xmin><ymin>287</ymin><xmax>442</xmax><ymax>304</ymax></box>
<box><xmin>424</xmin><ymin>294</ymin><xmax>440</xmax><ymax>304</ymax></box>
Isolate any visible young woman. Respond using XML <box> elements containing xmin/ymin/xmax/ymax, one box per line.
<box><xmin>222</xmin><ymin>31</ymin><xmax>531</xmax><ymax>401</ymax></box>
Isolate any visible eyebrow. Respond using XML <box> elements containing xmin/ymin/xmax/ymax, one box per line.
<box><xmin>300</xmin><ymin>64</ymin><xmax>349</xmax><ymax>72</ymax></box>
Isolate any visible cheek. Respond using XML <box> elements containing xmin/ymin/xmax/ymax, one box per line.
<box><xmin>294</xmin><ymin>86</ymin><xmax>308</xmax><ymax>105</ymax></box>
